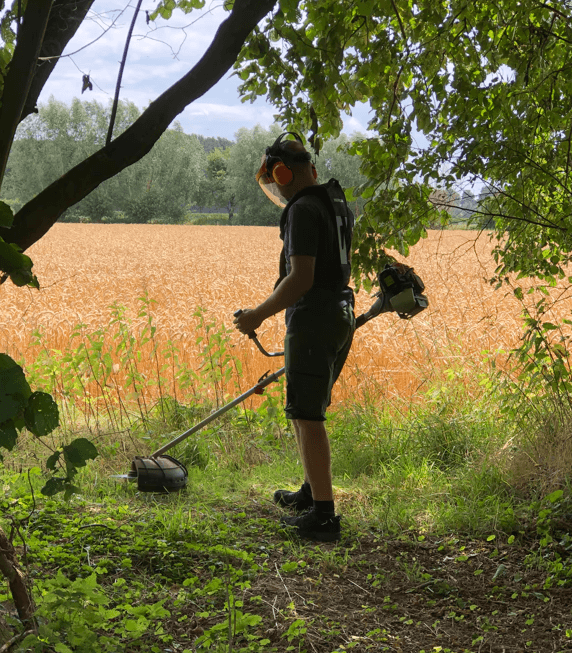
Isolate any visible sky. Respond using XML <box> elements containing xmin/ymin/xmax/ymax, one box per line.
<box><xmin>36</xmin><ymin>0</ymin><xmax>375</xmax><ymax>141</ymax></box>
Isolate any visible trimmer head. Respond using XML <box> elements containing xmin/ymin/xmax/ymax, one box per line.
<box><xmin>125</xmin><ymin>455</ymin><xmax>188</xmax><ymax>492</ymax></box>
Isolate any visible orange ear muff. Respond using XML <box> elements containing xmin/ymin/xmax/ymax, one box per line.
<box><xmin>312</xmin><ymin>164</ymin><xmax>317</xmax><ymax>180</ymax></box>
<box><xmin>272</xmin><ymin>162</ymin><xmax>293</xmax><ymax>185</ymax></box>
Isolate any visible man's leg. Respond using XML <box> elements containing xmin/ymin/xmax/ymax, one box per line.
<box><xmin>294</xmin><ymin>419</ymin><xmax>333</xmax><ymax>502</ymax></box>
<box><xmin>291</xmin><ymin>419</ymin><xmax>309</xmax><ymax>485</ymax></box>
<box><xmin>280</xmin><ymin>418</ymin><xmax>340</xmax><ymax>542</ymax></box>
<box><xmin>272</xmin><ymin>419</ymin><xmax>314</xmax><ymax>510</ymax></box>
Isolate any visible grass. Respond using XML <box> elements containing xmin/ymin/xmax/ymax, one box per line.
<box><xmin>2</xmin><ymin>379</ymin><xmax>572</xmax><ymax>651</ymax></box>
<box><xmin>3</xmin><ymin>295</ymin><xmax>572</xmax><ymax>649</ymax></box>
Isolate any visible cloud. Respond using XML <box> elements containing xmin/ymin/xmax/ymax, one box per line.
<box><xmin>184</xmin><ymin>102</ymin><xmax>275</xmax><ymax>122</ymax></box>
<box><xmin>34</xmin><ymin>1</ymin><xmax>385</xmax><ymax>142</ymax></box>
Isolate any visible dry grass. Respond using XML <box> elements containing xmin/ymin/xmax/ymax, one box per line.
<box><xmin>1</xmin><ymin>225</ymin><xmax>570</xmax><ymax>411</ymax></box>
<box><xmin>499</xmin><ymin>410</ymin><xmax>572</xmax><ymax>495</ymax></box>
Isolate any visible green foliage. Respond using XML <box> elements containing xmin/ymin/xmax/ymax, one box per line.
<box><xmin>0</xmin><ymin>199</ymin><xmax>12</xmax><ymax>227</ymax></box>
<box><xmin>227</xmin><ymin>124</ymin><xmax>283</xmax><ymax>225</ymax></box>
<box><xmin>234</xmin><ymin>0</ymin><xmax>572</xmax><ymax>286</ymax></box>
<box><xmin>0</xmin><ymin>237</ymin><xmax>38</xmax><ymax>288</ymax></box>
<box><xmin>0</xmin><ymin>354</ymin><xmax>97</xmax><ymax>497</ymax></box>
<box><xmin>195</xmin><ymin>147</ymin><xmax>235</xmax><ymax>215</ymax></box>
<box><xmin>5</xmin><ymin>99</ymin><xmax>206</xmax><ymax>224</ymax></box>
<box><xmin>151</xmin><ymin>0</ymin><xmax>207</xmax><ymax>21</ymax></box>
<box><xmin>0</xmin><ymin>201</ymin><xmax>39</xmax><ymax>287</ymax></box>
<box><xmin>187</xmin><ymin>212</ymin><xmax>229</xmax><ymax>225</ymax></box>
<box><xmin>314</xmin><ymin>133</ymin><xmax>368</xmax><ymax>214</ymax></box>
<box><xmin>0</xmin><ymin>1</ymin><xmax>16</xmax><ymax>100</ymax></box>
<box><xmin>21</xmin><ymin>569</ymin><xmax>171</xmax><ymax>653</ymax></box>
<box><xmin>195</xmin><ymin>134</ymin><xmax>234</xmax><ymax>154</ymax></box>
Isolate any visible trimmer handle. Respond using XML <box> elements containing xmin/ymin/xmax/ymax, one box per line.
<box><xmin>233</xmin><ymin>309</ymin><xmax>284</xmax><ymax>358</ymax></box>
<box><xmin>233</xmin><ymin>309</ymin><xmax>257</xmax><ymax>339</ymax></box>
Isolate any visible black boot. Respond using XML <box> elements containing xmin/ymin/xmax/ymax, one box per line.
<box><xmin>281</xmin><ymin>510</ymin><xmax>341</xmax><ymax>542</ymax></box>
<box><xmin>273</xmin><ymin>481</ymin><xmax>313</xmax><ymax>512</ymax></box>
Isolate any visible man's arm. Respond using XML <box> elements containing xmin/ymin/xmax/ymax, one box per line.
<box><xmin>234</xmin><ymin>255</ymin><xmax>315</xmax><ymax>334</ymax></box>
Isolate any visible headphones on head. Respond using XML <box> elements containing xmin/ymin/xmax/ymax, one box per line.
<box><xmin>264</xmin><ymin>132</ymin><xmax>317</xmax><ymax>185</ymax></box>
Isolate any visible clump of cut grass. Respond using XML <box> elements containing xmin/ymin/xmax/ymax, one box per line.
<box><xmin>501</xmin><ymin>407</ymin><xmax>572</xmax><ymax>497</ymax></box>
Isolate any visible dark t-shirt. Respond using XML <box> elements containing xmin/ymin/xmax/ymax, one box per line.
<box><xmin>279</xmin><ymin>182</ymin><xmax>354</xmax><ymax>326</ymax></box>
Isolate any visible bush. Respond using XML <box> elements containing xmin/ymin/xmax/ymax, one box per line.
<box><xmin>187</xmin><ymin>213</ymin><xmax>229</xmax><ymax>225</ymax></box>
<box><xmin>101</xmin><ymin>212</ymin><xmax>131</xmax><ymax>224</ymax></box>
<box><xmin>59</xmin><ymin>213</ymin><xmax>92</xmax><ymax>223</ymax></box>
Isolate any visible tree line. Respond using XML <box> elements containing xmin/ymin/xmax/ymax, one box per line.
<box><xmin>2</xmin><ymin>97</ymin><xmax>369</xmax><ymax>226</ymax></box>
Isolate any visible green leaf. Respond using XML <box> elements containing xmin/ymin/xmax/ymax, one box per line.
<box><xmin>55</xmin><ymin>643</ymin><xmax>74</xmax><ymax>653</ymax></box>
<box><xmin>63</xmin><ymin>484</ymin><xmax>81</xmax><ymax>501</ymax></box>
<box><xmin>0</xmin><ymin>421</ymin><xmax>18</xmax><ymax>452</ymax></box>
<box><xmin>46</xmin><ymin>450</ymin><xmax>61</xmax><ymax>471</ymax></box>
<box><xmin>63</xmin><ymin>438</ymin><xmax>98</xmax><ymax>468</ymax></box>
<box><xmin>0</xmin><ymin>355</ymin><xmax>31</xmax><ymax>423</ymax></box>
<box><xmin>0</xmin><ymin>201</ymin><xmax>13</xmax><ymax>228</ymax></box>
<box><xmin>41</xmin><ymin>477</ymin><xmax>67</xmax><ymax>497</ymax></box>
<box><xmin>24</xmin><ymin>391</ymin><xmax>59</xmax><ymax>437</ymax></box>
<box><xmin>0</xmin><ymin>239</ymin><xmax>38</xmax><ymax>288</ymax></box>
<box><xmin>546</xmin><ymin>489</ymin><xmax>563</xmax><ymax>503</ymax></box>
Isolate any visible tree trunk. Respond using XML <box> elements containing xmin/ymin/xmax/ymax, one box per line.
<box><xmin>21</xmin><ymin>0</ymin><xmax>96</xmax><ymax>122</ymax></box>
<box><xmin>0</xmin><ymin>0</ymin><xmax>52</xmax><ymax>192</ymax></box>
<box><xmin>6</xmin><ymin>0</ymin><xmax>277</xmax><ymax>253</ymax></box>
<box><xmin>0</xmin><ymin>527</ymin><xmax>34</xmax><ymax>627</ymax></box>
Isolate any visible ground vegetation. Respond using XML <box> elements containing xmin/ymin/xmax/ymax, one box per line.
<box><xmin>0</xmin><ymin>0</ymin><xmax>572</xmax><ymax>647</ymax></box>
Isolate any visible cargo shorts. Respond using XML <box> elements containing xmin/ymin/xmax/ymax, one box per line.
<box><xmin>284</xmin><ymin>302</ymin><xmax>355</xmax><ymax>421</ymax></box>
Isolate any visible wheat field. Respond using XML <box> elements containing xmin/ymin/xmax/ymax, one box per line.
<box><xmin>1</xmin><ymin>224</ymin><xmax>570</xmax><ymax>412</ymax></box>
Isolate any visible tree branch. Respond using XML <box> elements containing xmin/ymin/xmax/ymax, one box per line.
<box><xmin>7</xmin><ymin>0</ymin><xmax>277</xmax><ymax>253</ymax></box>
<box><xmin>0</xmin><ymin>0</ymin><xmax>52</xmax><ymax>192</ymax></box>
<box><xmin>0</xmin><ymin>528</ymin><xmax>35</xmax><ymax>627</ymax></box>
<box><xmin>107</xmin><ymin>0</ymin><xmax>143</xmax><ymax>146</ymax></box>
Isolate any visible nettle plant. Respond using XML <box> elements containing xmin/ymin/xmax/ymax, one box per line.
<box><xmin>1</xmin><ymin>199</ymin><xmax>98</xmax><ymax>496</ymax></box>
<box><xmin>1</xmin><ymin>352</ymin><xmax>98</xmax><ymax>498</ymax></box>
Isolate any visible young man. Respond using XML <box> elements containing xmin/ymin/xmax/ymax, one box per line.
<box><xmin>233</xmin><ymin>132</ymin><xmax>355</xmax><ymax>542</ymax></box>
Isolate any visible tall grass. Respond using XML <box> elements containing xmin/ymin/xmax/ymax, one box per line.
<box><xmin>2</xmin><ymin>225</ymin><xmax>572</xmax><ymax>537</ymax></box>
<box><xmin>4</xmin><ymin>294</ymin><xmax>528</xmax><ymax>539</ymax></box>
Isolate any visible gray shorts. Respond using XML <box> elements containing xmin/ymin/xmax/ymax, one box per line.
<box><xmin>284</xmin><ymin>303</ymin><xmax>355</xmax><ymax>421</ymax></box>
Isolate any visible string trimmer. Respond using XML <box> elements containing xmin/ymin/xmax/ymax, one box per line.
<box><xmin>113</xmin><ymin>265</ymin><xmax>428</xmax><ymax>492</ymax></box>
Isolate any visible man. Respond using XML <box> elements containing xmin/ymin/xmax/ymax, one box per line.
<box><xmin>233</xmin><ymin>132</ymin><xmax>355</xmax><ymax>543</ymax></box>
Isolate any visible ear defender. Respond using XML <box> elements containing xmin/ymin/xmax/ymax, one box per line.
<box><xmin>264</xmin><ymin>132</ymin><xmax>313</xmax><ymax>186</ymax></box>
<box><xmin>271</xmin><ymin>161</ymin><xmax>294</xmax><ymax>185</ymax></box>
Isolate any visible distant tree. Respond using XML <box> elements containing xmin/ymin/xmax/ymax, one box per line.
<box><xmin>313</xmin><ymin>133</ymin><xmax>368</xmax><ymax>214</ymax></box>
<box><xmin>194</xmin><ymin>147</ymin><xmax>235</xmax><ymax>217</ymax></box>
<box><xmin>4</xmin><ymin>99</ymin><xmax>206</xmax><ymax>223</ymax></box>
<box><xmin>4</xmin><ymin>97</ymin><xmax>140</xmax><ymax>215</ymax></box>
<box><xmin>226</xmin><ymin>125</ymin><xmax>367</xmax><ymax>225</ymax></box>
<box><xmin>120</xmin><ymin>124</ymin><xmax>206</xmax><ymax>224</ymax></box>
<box><xmin>227</xmin><ymin>124</ymin><xmax>284</xmax><ymax>226</ymax></box>
<box><xmin>195</xmin><ymin>135</ymin><xmax>235</xmax><ymax>154</ymax></box>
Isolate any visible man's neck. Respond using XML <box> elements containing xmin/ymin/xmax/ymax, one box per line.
<box><xmin>283</xmin><ymin>178</ymin><xmax>319</xmax><ymax>201</ymax></box>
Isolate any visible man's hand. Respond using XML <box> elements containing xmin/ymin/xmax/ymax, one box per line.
<box><xmin>233</xmin><ymin>308</ymin><xmax>264</xmax><ymax>336</ymax></box>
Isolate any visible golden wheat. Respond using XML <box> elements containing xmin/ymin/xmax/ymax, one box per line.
<box><xmin>1</xmin><ymin>224</ymin><xmax>570</xmax><ymax>410</ymax></box>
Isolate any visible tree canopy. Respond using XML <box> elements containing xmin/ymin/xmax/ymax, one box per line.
<box><xmin>232</xmin><ymin>0</ymin><xmax>572</xmax><ymax>286</ymax></box>
<box><xmin>5</xmin><ymin>97</ymin><xmax>207</xmax><ymax>223</ymax></box>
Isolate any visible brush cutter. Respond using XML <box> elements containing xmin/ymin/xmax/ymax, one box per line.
<box><xmin>113</xmin><ymin>266</ymin><xmax>428</xmax><ymax>492</ymax></box>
